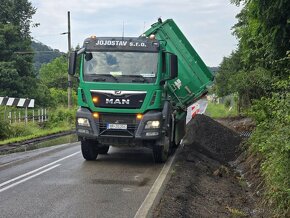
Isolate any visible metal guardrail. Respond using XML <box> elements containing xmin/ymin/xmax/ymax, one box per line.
<box><xmin>0</xmin><ymin>130</ymin><xmax>76</xmax><ymax>155</ymax></box>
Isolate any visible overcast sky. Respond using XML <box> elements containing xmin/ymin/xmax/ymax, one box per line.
<box><xmin>30</xmin><ymin>0</ymin><xmax>241</xmax><ymax>67</ymax></box>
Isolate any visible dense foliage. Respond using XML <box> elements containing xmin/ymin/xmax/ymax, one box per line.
<box><xmin>0</xmin><ymin>0</ymin><xmax>37</xmax><ymax>98</ymax></box>
<box><xmin>0</xmin><ymin>1</ymin><xmax>73</xmax><ymax>108</ymax></box>
<box><xmin>214</xmin><ymin>0</ymin><xmax>290</xmax><ymax>216</ymax></box>
<box><xmin>215</xmin><ymin>0</ymin><xmax>289</xmax><ymax>110</ymax></box>
<box><xmin>45</xmin><ymin>107</ymin><xmax>76</xmax><ymax>128</ymax></box>
<box><xmin>38</xmin><ymin>56</ymin><xmax>77</xmax><ymax>107</ymax></box>
<box><xmin>249</xmin><ymin>79</ymin><xmax>290</xmax><ymax>216</ymax></box>
<box><xmin>0</xmin><ymin>119</ymin><xmax>11</xmax><ymax>139</ymax></box>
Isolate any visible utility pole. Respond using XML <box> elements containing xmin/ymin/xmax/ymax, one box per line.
<box><xmin>67</xmin><ymin>11</ymin><xmax>72</xmax><ymax>109</ymax></box>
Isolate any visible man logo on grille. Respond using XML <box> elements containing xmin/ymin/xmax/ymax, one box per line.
<box><xmin>114</xmin><ymin>91</ymin><xmax>122</xmax><ymax>95</ymax></box>
<box><xmin>106</xmin><ymin>98</ymin><xmax>130</xmax><ymax>105</ymax></box>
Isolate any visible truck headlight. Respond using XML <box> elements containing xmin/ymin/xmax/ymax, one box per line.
<box><xmin>145</xmin><ymin>120</ymin><xmax>160</xmax><ymax>129</ymax></box>
<box><xmin>77</xmin><ymin>118</ymin><xmax>90</xmax><ymax>127</ymax></box>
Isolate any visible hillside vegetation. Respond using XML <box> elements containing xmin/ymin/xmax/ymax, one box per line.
<box><xmin>32</xmin><ymin>41</ymin><xmax>64</xmax><ymax>73</ymax></box>
<box><xmin>214</xmin><ymin>0</ymin><xmax>290</xmax><ymax>216</ymax></box>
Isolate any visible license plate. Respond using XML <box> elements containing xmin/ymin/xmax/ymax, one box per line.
<box><xmin>107</xmin><ymin>123</ymin><xmax>127</xmax><ymax>130</ymax></box>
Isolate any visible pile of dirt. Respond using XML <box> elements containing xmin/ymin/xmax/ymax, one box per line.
<box><xmin>183</xmin><ymin>114</ymin><xmax>242</xmax><ymax>163</ymax></box>
<box><xmin>153</xmin><ymin>115</ymin><xmax>267</xmax><ymax>217</ymax></box>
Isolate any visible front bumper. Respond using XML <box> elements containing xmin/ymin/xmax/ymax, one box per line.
<box><xmin>76</xmin><ymin>107</ymin><xmax>163</xmax><ymax>145</ymax></box>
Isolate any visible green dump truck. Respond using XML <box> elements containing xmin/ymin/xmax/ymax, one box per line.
<box><xmin>68</xmin><ymin>19</ymin><xmax>214</xmax><ymax>163</ymax></box>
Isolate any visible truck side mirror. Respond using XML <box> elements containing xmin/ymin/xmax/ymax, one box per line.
<box><xmin>169</xmin><ymin>54</ymin><xmax>178</xmax><ymax>79</ymax></box>
<box><xmin>68</xmin><ymin>51</ymin><xmax>77</xmax><ymax>75</ymax></box>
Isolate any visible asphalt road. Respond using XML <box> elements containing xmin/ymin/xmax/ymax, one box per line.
<box><xmin>0</xmin><ymin>142</ymin><xmax>166</xmax><ymax>218</ymax></box>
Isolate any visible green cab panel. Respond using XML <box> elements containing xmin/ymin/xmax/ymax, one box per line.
<box><xmin>78</xmin><ymin>82</ymin><xmax>163</xmax><ymax>114</ymax></box>
<box><xmin>144</xmin><ymin>19</ymin><xmax>214</xmax><ymax>110</ymax></box>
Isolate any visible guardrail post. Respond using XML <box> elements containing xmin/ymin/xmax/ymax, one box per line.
<box><xmin>41</xmin><ymin>108</ymin><xmax>44</xmax><ymax>123</ymax></box>
<box><xmin>4</xmin><ymin>105</ymin><xmax>7</xmax><ymax>121</ymax></box>
<box><xmin>9</xmin><ymin>112</ymin><xmax>11</xmax><ymax>124</ymax></box>
<box><xmin>25</xmin><ymin>107</ymin><xmax>28</xmax><ymax>124</ymax></box>
<box><xmin>32</xmin><ymin>109</ymin><xmax>35</xmax><ymax>123</ymax></box>
<box><xmin>18</xmin><ymin>111</ymin><xmax>21</xmax><ymax>123</ymax></box>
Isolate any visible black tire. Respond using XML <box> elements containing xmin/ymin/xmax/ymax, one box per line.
<box><xmin>81</xmin><ymin>139</ymin><xmax>98</xmax><ymax>161</ymax></box>
<box><xmin>153</xmin><ymin>136</ymin><xmax>169</xmax><ymax>163</ymax></box>
<box><xmin>98</xmin><ymin>145</ymin><xmax>110</xmax><ymax>154</ymax></box>
<box><xmin>168</xmin><ymin>118</ymin><xmax>177</xmax><ymax>155</ymax></box>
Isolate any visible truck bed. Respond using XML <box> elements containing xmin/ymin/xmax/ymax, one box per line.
<box><xmin>144</xmin><ymin>19</ymin><xmax>214</xmax><ymax>110</ymax></box>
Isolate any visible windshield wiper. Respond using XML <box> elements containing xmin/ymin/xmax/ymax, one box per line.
<box><xmin>122</xmin><ymin>75</ymin><xmax>149</xmax><ymax>83</ymax></box>
<box><xmin>86</xmin><ymin>74</ymin><xmax>119</xmax><ymax>82</ymax></box>
<box><xmin>98</xmin><ymin>74</ymin><xmax>119</xmax><ymax>82</ymax></box>
<box><xmin>93</xmin><ymin>78</ymin><xmax>105</xmax><ymax>82</ymax></box>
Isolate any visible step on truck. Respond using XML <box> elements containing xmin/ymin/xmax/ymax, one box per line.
<box><xmin>68</xmin><ymin>18</ymin><xmax>214</xmax><ymax>163</ymax></box>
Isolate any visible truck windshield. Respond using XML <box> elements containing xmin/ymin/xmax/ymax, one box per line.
<box><xmin>83</xmin><ymin>52</ymin><xmax>158</xmax><ymax>83</ymax></box>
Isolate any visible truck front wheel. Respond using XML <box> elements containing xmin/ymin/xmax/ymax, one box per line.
<box><xmin>81</xmin><ymin>139</ymin><xmax>98</xmax><ymax>160</ymax></box>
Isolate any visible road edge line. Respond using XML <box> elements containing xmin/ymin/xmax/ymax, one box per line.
<box><xmin>134</xmin><ymin>146</ymin><xmax>180</xmax><ymax>218</ymax></box>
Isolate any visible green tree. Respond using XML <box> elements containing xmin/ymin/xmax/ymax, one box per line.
<box><xmin>0</xmin><ymin>0</ymin><xmax>37</xmax><ymax>98</ymax></box>
<box><xmin>214</xmin><ymin>50</ymin><xmax>243</xmax><ymax>97</ymax></box>
<box><xmin>38</xmin><ymin>55</ymin><xmax>77</xmax><ymax>107</ymax></box>
<box><xmin>231</xmin><ymin>0</ymin><xmax>290</xmax><ymax>76</ymax></box>
<box><xmin>215</xmin><ymin>0</ymin><xmax>290</xmax><ymax>110</ymax></box>
<box><xmin>39</xmin><ymin>55</ymin><xmax>68</xmax><ymax>90</ymax></box>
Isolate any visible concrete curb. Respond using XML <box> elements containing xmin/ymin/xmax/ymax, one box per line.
<box><xmin>134</xmin><ymin>143</ymin><xmax>183</xmax><ymax>218</ymax></box>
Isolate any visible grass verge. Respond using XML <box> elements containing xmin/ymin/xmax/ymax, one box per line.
<box><xmin>0</xmin><ymin>107</ymin><xmax>76</xmax><ymax>146</ymax></box>
<box><xmin>205</xmin><ymin>102</ymin><xmax>238</xmax><ymax>118</ymax></box>
<box><xmin>0</xmin><ymin>125</ymin><xmax>72</xmax><ymax>145</ymax></box>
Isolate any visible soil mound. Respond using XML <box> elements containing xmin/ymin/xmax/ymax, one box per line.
<box><xmin>153</xmin><ymin>115</ymin><xmax>266</xmax><ymax>217</ymax></box>
<box><xmin>183</xmin><ymin>114</ymin><xmax>242</xmax><ymax>162</ymax></box>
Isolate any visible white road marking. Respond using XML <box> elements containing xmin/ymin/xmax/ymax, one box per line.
<box><xmin>0</xmin><ymin>151</ymin><xmax>80</xmax><ymax>188</ymax></box>
<box><xmin>0</xmin><ymin>164</ymin><xmax>60</xmax><ymax>193</ymax></box>
<box><xmin>134</xmin><ymin>150</ymin><xmax>178</xmax><ymax>218</ymax></box>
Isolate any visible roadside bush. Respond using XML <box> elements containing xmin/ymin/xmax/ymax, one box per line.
<box><xmin>49</xmin><ymin>88</ymin><xmax>68</xmax><ymax>107</ymax></box>
<box><xmin>248</xmin><ymin>78</ymin><xmax>290</xmax><ymax>216</ymax></box>
<box><xmin>224</xmin><ymin>98</ymin><xmax>231</xmax><ymax>108</ymax></box>
<box><xmin>9</xmin><ymin>122</ymin><xmax>40</xmax><ymax>138</ymax></box>
<box><xmin>0</xmin><ymin>119</ymin><xmax>11</xmax><ymax>140</ymax></box>
<box><xmin>49</xmin><ymin>88</ymin><xmax>77</xmax><ymax>108</ymax></box>
<box><xmin>45</xmin><ymin>107</ymin><xmax>76</xmax><ymax>128</ymax></box>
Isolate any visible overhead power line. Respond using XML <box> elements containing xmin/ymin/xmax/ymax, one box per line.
<box><xmin>14</xmin><ymin>51</ymin><xmax>64</xmax><ymax>54</ymax></box>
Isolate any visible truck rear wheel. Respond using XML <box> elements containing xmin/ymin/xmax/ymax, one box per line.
<box><xmin>98</xmin><ymin>145</ymin><xmax>110</xmax><ymax>154</ymax></box>
<box><xmin>153</xmin><ymin>136</ymin><xmax>170</xmax><ymax>163</ymax></box>
<box><xmin>81</xmin><ymin>139</ymin><xmax>98</xmax><ymax>160</ymax></box>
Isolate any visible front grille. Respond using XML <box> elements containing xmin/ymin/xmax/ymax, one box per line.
<box><xmin>97</xmin><ymin>113</ymin><xmax>138</xmax><ymax>137</ymax></box>
<box><xmin>91</xmin><ymin>91</ymin><xmax>146</xmax><ymax>109</ymax></box>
